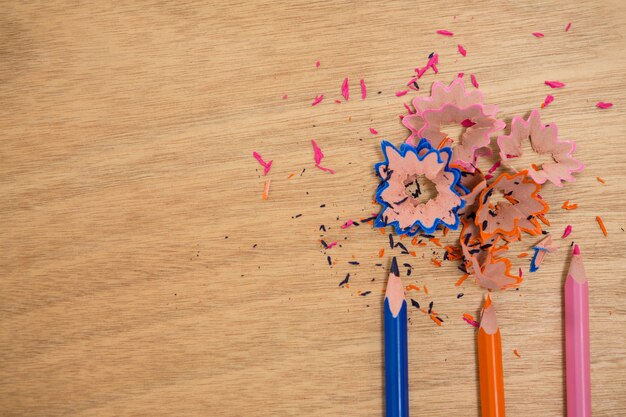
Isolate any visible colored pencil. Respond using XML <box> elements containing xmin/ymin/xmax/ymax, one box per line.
<box><xmin>384</xmin><ymin>257</ymin><xmax>409</xmax><ymax>417</ymax></box>
<box><xmin>478</xmin><ymin>294</ymin><xmax>505</xmax><ymax>417</ymax></box>
<box><xmin>565</xmin><ymin>244</ymin><xmax>591</xmax><ymax>417</ymax></box>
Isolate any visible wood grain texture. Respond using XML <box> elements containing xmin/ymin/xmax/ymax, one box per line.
<box><xmin>1</xmin><ymin>1</ymin><xmax>625</xmax><ymax>416</ymax></box>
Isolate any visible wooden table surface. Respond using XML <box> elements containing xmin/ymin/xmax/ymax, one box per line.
<box><xmin>1</xmin><ymin>1</ymin><xmax>625</xmax><ymax>416</ymax></box>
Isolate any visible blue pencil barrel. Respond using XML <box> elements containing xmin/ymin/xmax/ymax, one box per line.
<box><xmin>384</xmin><ymin>298</ymin><xmax>409</xmax><ymax>417</ymax></box>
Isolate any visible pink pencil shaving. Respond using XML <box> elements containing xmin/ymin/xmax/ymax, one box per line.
<box><xmin>407</xmin><ymin>77</ymin><xmax>420</xmax><ymax>90</ymax></box>
<box><xmin>252</xmin><ymin>151</ymin><xmax>273</xmax><ymax>176</ymax></box>
<box><xmin>341</xmin><ymin>78</ymin><xmax>349</xmax><ymax>100</ymax></box>
<box><xmin>470</xmin><ymin>74</ymin><xmax>479</xmax><ymax>88</ymax></box>
<box><xmin>416</xmin><ymin>53</ymin><xmax>438</xmax><ymax>78</ymax></box>
<box><xmin>341</xmin><ymin>219</ymin><xmax>354</xmax><ymax>229</ymax></box>
<box><xmin>436</xmin><ymin>29</ymin><xmax>454</xmax><ymax>36</ymax></box>
<box><xmin>463</xmin><ymin>317</ymin><xmax>479</xmax><ymax>327</ymax></box>
<box><xmin>311</xmin><ymin>140</ymin><xmax>335</xmax><ymax>174</ymax></box>
<box><xmin>562</xmin><ymin>225</ymin><xmax>572</xmax><ymax>238</ymax></box>
<box><xmin>542</xmin><ymin>95</ymin><xmax>554</xmax><ymax>108</ymax></box>
<box><xmin>312</xmin><ymin>94</ymin><xmax>324</xmax><ymax>106</ymax></box>
<box><xmin>545</xmin><ymin>80</ymin><xmax>565</xmax><ymax>88</ymax></box>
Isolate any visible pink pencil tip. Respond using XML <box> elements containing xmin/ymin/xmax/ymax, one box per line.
<box><xmin>573</xmin><ymin>244</ymin><xmax>580</xmax><ymax>255</ymax></box>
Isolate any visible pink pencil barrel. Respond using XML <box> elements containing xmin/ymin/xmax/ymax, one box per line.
<box><xmin>565</xmin><ymin>245</ymin><xmax>591</xmax><ymax>417</ymax></box>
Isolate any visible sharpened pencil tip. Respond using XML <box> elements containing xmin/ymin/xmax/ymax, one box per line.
<box><xmin>573</xmin><ymin>244</ymin><xmax>580</xmax><ymax>255</ymax></box>
<box><xmin>484</xmin><ymin>293</ymin><xmax>492</xmax><ymax>308</ymax></box>
<box><xmin>480</xmin><ymin>295</ymin><xmax>498</xmax><ymax>333</ymax></box>
<box><xmin>391</xmin><ymin>256</ymin><xmax>399</xmax><ymax>277</ymax></box>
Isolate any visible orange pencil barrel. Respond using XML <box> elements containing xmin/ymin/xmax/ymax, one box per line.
<box><xmin>478</xmin><ymin>295</ymin><xmax>505</xmax><ymax>417</ymax></box>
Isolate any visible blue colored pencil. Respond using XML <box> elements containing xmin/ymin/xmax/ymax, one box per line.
<box><xmin>384</xmin><ymin>257</ymin><xmax>409</xmax><ymax>417</ymax></box>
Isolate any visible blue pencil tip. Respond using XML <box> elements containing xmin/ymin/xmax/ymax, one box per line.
<box><xmin>391</xmin><ymin>256</ymin><xmax>399</xmax><ymax>276</ymax></box>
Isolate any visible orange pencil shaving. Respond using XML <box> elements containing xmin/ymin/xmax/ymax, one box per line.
<box><xmin>431</xmin><ymin>258</ymin><xmax>442</xmax><ymax>267</ymax></box>
<box><xmin>380</xmin><ymin>228</ymin><xmax>386</xmax><ymax>235</ymax></box>
<box><xmin>596</xmin><ymin>176</ymin><xmax>605</xmax><ymax>184</ymax></box>
<box><xmin>478</xmin><ymin>295</ymin><xmax>505</xmax><ymax>417</ymax></box>
<box><xmin>411</xmin><ymin>237</ymin><xmax>418</xmax><ymax>246</ymax></box>
<box><xmin>429</xmin><ymin>237</ymin><xmax>442</xmax><ymax>247</ymax></box>
<box><xmin>596</xmin><ymin>216</ymin><xmax>607</xmax><ymax>237</ymax></box>
<box><xmin>409</xmin><ymin>251</ymin><xmax>417</xmax><ymax>257</ymax></box>
<box><xmin>430</xmin><ymin>314</ymin><xmax>443</xmax><ymax>326</ymax></box>
<box><xmin>424</xmin><ymin>285</ymin><xmax>429</xmax><ymax>294</ymax></box>
<box><xmin>287</xmin><ymin>173</ymin><xmax>295</xmax><ymax>179</ymax></box>
<box><xmin>379</xmin><ymin>248</ymin><xmax>385</xmax><ymax>257</ymax></box>
<box><xmin>517</xmin><ymin>252</ymin><xmax>529</xmax><ymax>258</ymax></box>
<box><xmin>562</xmin><ymin>200</ymin><xmax>578</xmax><ymax>210</ymax></box>
<box><xmin>503</xmin><ymin>195</ymin><xmax>518</xmax><ymax>205</ymax></box>
<box><xmin>262</xmin><ymin>179</ymin><xmax>271</xmax><ymax>200</ymax></box>
<box><xmin>537</xmin><ymin>214</ymin><xmax>550</xmax><ymax>226</ymax></box>
<box><xmin>443</xmin><ymin>227</ymin><xmax>449</xmax><ymax>237</ymax></box>
<box><xmin>405</xmin><ymin>284</ymin><xmax>420</xmax><ymax>292</ymax></box>
<box><xmin>513</xmin><ymin>349</ymin><xmax>521</xmax><ymax>358</ymax></box>
<box><xmin>455</xmin><ymin>274</ymin><xmax>469</xmax><ymax>286</ymax></box>
<box><xmin>445</xmin><ymin>245</ymin><xmax>462</xmax><ymax>261</ymax></box>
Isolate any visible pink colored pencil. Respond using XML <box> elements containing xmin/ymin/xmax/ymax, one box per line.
<box><xmin>565</xmin><ymin>244</ymin><xmax>591</xmax><ymax>417</ymax></box>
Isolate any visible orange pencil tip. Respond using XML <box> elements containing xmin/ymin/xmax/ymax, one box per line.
<box><xmin>484</xmin><ymin>294</ymin><xmax>492</xmax><ymax>308</ymax></box>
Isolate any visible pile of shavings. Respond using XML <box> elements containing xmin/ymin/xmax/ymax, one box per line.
<box><xmin>375</xmin><ymin>77</ymin><xmax>585</xmax><ymax>291</ymax></box>
<box><xmin>256</xmin><ymin>28</ymin><xmax>616</xmax><ymax>327</ymax></box>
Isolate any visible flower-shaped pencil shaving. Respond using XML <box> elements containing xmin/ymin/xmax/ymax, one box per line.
<box><xmin>402</xmin><ymin>78</ymin><xmax>505</xmax><ymax>171</ymax></box>
<box><xmin>462</xmin><ymin>240</ymin><xmax>521</xmax><ymax>291</ymax></box>
<box><xmin>475</xmin><ymin>170</ymin><xmax>549</xmax><ymax>242</ymax></box>
<box><xmin>456</xmin><ymin>168</ymin><xmax>494</xmax><ymax>262</ymax></box>
<box><xmin>456</xmin><ymin>167</ymin><xmax>487</xmax><ymax>215</ymax></box>
<box><xmin>497</xmin><ymin>109</ymin><xmax>584</xmax><ymax>187</ymax></box>
<box><xmin>375</xmin><ymin>139</ymin><xmax>465</xmax><ymax>236</ymax></box>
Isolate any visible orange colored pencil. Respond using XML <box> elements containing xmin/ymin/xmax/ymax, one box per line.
<box><xmin>478</xmin><ymin>295</ymin><xmax>505</xmax><ymax>417</ymax></box>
